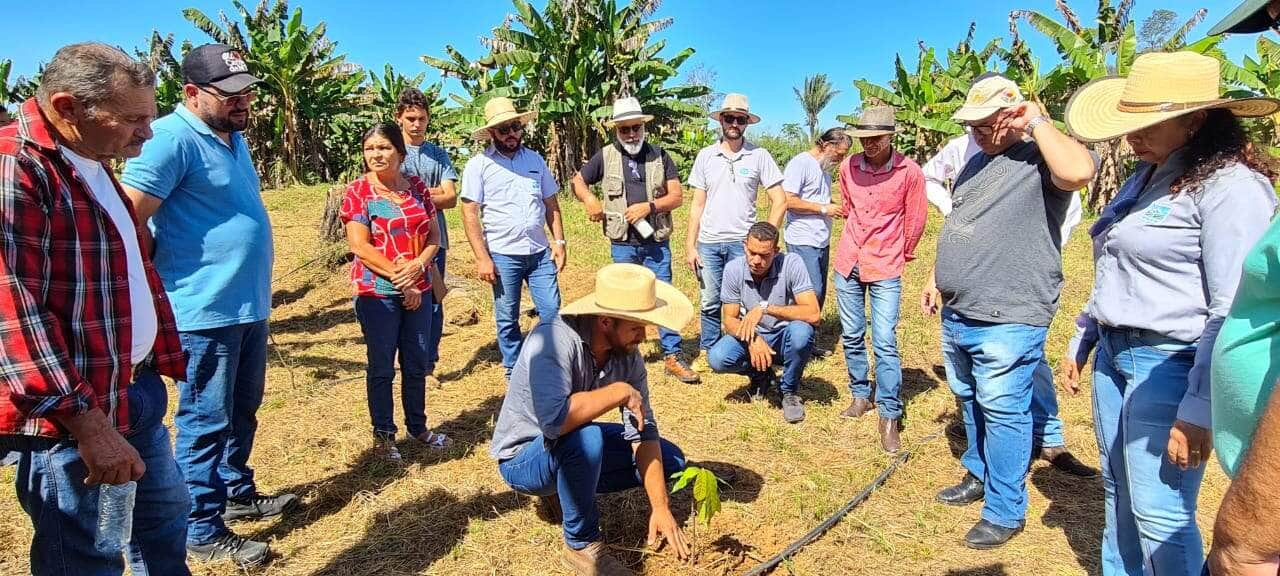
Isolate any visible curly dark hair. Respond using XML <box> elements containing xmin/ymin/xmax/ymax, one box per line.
<box><xmin>395</xmin><ymin>88</ymin><xmax>430</xmax><ymax>116</ymax></box>
<box><xmin>1171</xmin><ymin>109</ymin><xmax>1277</xmax><ymax>197</ymax></box>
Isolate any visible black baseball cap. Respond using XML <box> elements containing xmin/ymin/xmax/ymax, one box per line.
<box><xmin>182</xmin><ymin>43</ymin><xmax>261</xmax><ymax>94</ymax></box>
<box><xmin>1209</xmin><ymin>0</ymin><xmax>1279</xmax><ymax>35</ymax></box>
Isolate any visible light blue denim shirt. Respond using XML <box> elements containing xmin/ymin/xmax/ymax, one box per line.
<box><xmin>490</xmin><ymin>316</ymin><xmax>659</xmax><ymax>461</ymax></box>
<box><xmin>1069</xmin><ymin>151</ymin><xmax>1278</xmax><ymax>427</ymax></box>
<box><xmin>460</xmin><ymin>145</ymin><xmax>559</xmax><ymax>256</ymax></box>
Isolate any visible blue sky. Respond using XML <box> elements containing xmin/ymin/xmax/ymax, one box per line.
<box><xmin>2</xmin><ymin>0</ymin><xmax>1258</xmax><ymax>132</ymax></box>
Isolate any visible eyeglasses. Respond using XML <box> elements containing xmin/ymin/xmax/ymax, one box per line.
<box><xmin>616</xmin><ymin>124</ymin><xmax>644</xmax><ymax>135</ymax></box>
<box><xmin>199</xmin><ymin>86</ymin><xmax>255</xmax><ymax>105</ymax></box>
<box><xmin>966</xmin><ymin>122</ymin><xmax>997</xmax><ymax>136</ymax></box>
<box><xmin>721</xmin><ymin>115</ymin><xmax>750</xmax><ymax>126</ymax></box>
<box><xmin>494</xmin><ymin>122</ymin><xmax>524</xmax><ymax>136</ymax></box>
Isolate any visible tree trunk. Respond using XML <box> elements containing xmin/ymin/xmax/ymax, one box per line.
<box><xmin>318</xmin><ymin>184</ymin><xmax>346</xmax><ymax>244</ymax></box>
<box><xmin>1085</xmin><ymin>139</ymin><xmax>1130</xmax><ymax>213</ymax></box>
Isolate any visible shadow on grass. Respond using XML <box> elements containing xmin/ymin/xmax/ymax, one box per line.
<box><xmin>944</xmin><ymin>564</ymin><xmax>1012</xmax><ymax>575</ymax></box>
<box><xmin>434</xmin><ymin>339</ymin><xmax>502</xmax><ymax>383</ymax></box>
<box><xmin>306</xmin><ymin>488</ymin><xmax>526</xmax><ymax>576</ymax></box>
<box><xmin>722</xmin><ymin>376</ymin><xmax>838</xmax><ymax>408</ymax></box>
<box><xmin>249</xmin><ymin>395</ymin><xmax>504</xmax><ymax>544</ymax></box>
<box><xmin>272</xmin><ymin>282</ymin><xmax>318</xmax><ymax>308</ymax></box>
<box><xmin>1031</xmin><ymin>466</ymin><xmax>1103</xmax><ymax>576</ymax></box>
<box><xmin>271</xmin><ymin>298</ymin><xmax>354</xmax><ymax>336</ymax></box>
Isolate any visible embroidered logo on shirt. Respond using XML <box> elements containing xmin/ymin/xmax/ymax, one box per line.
<box><xmin>1139</xmin><ymin>203</ymin><xmax>1172</xmax><ymax>225</ymax></box>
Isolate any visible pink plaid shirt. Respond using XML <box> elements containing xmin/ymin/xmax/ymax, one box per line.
<box><xmin>833</xmin><ymin>151</ymin><xmax>928</xmax><ymax>283</ymax></box>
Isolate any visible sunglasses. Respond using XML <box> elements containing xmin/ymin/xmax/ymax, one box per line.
<box><xmin>616</xmin><ymin>123</ymin><xmax>644</xmax><ymax>135</ymax></box>
<box><xmin>721</xmin><ymin>114</ymin><xmax>750</xmax><ymax>126</ymax></box>
<box><xmin>199</xmin><ymin>86</ymin><xmax>255</xmax><ymax>105</ymax></box>
<box><xmin>494</xmin><ymin>122</ymin><xmax>524</xmax><ymax>136</ymax></box>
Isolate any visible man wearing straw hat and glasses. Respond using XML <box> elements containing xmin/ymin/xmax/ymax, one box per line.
<box><xmin>571</xmin><ymin>97</ymin><xmax>699</xmax><ymax>384</ymax></box>
<box><xmin>832</xmin><ymin>105</ymin><xmax>928</xmax><ymax>454</ymax></box>
<box><xmin>460</xmin><ymin>96</ymin><xmax>566</xmax><ymax>378</ymax></box>
<box><xmin>1062</xmin><ymin>49</ymin><xmax>1280</xmax><ymax>576</ymax></box>
<box><xmin>923</xmin><ymin>74</ymin><xmax>1096</xmax><ymax>549</ymax></box>
<box><xmin>686</xmin><ymin>93</ymin><xmax>786</xmax><ymax>371</ymax></box>
<box><xmin>490</xmin><ymin>263</ymin><xmax>693</xmax><ymax>575</ymax></box>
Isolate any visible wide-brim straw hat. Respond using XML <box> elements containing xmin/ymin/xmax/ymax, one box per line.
<box><xmin>710</xmin><ymin>93</ymin><xmax>761</xmax><ymax>125</ymax></box>
<box><xmin>847</xmin><ymin>105</ymin><xmax>897</xmax><ymax>137</ymax></box>
<box><xmin>560</xmin><ymin>264</ymin><xmax>693</xmax><ymax>332</ymax></box>
<box><xmin>1065</xmin><ymin>51</ymin><xmax>1280</xmax><ymax>143</ymax></box>
<box><xmin>604</xmin><ymin>96</ymin><xmax>654</xmax><ymax>128</ymax></box>
<box><xmin>472</xmin><ymin>96</ymin><xmax>536</xmax><ymax>140</ymax></box>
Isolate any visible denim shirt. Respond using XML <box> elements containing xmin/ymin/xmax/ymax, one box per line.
<box><xmin>1068</xmin><ymin>151</ymin><xmax>1278</xmax><ymax>427</ymax></box>
<box><xmin>490</xmin><ymin>316</ymin><xmax>659</xmax><ymax>461</ymax></box>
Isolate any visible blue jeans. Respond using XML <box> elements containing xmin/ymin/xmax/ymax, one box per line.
<box><xmin>941</xmin><ymin>309</ymin><xmax>1046</xmax><ymax>529</ymax></box>
<box><xmin>354</xmin><ymin>295</ymin><xmax>434</xmax><ymax>438</ymax></box>
<box><xmin>3</xmin><ymin>370</ymin><xmax>191</xmax><ymax>575</ymax></box>
<box><xmin>492</xmin><ymin>250</ymin><xmax>561</xmax><ymax>375</ymax></box>
<box><xmin>788</xmin><ymin>244</ymin><xmax>830</xmax><ymax>311</ymax></box>
<box><xmin>427</xmin><ymin>247</ymin><xmax>447</xmax><ymax>375</ymax></box>
<box><xmin>498</xmin><ymin>423</ymin><xmax>685</xmax><ymax>549</ymax></box>
<box><xmin>706</xmin><ymin>322</ymin><xmax>815</xmax><ymax>395</ymax></box>
<box><xmin>1032</xmin><ymin>357</ymin><xmax>1066</xmax><ymax>448</ymax></box>
<box><xmin>696</xmin><ymin>241</ymin><xmax>746</xmax><ymax>351</ymax></box>
<box><xmin>1093</xmin><ymin>327</ymin><xmax>1204</xmax><ymax>576</ymax></box>
<box><xmin>610</xmin><ymin>242</ymin><xmax>682</xmax><ymax>356</ymax></box>
<box><xmin>175</xmin><ymin>320</ymin><xmax>267</xmax><ymax>545</ymax></box>
<box><xmin>834</xmin><ymin>268</ymin><xmax>903</xmax><ymax>419</ymax></box>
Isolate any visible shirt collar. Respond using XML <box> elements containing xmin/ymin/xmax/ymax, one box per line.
<box><xmin>714</xmin><ymin>140</ymin><xmax>756</xmax><ymax>160</ymax></box>
<box><xmin>744</xmin><ymin>254</ymin><xmax>783</xmax><ymax>285</ymax></box>
<box><xmin>1151</xmin><ymin>147</ymin><xmax>1190</xmax><ymax>180</ymax></box>
<box><xmin>15</xmin><ymin>98</ymin><xmax>61</xmax><ymax>151</ymax></box>
<box><xmin>856</xmin><ymin>151</ymin><xmax>902</xmax><ymax>174</ymax></box>
<box><xmin>485</xmin><ymin>144</ymin><xmax>525</xmax><ymax>161</ymax></box>
<box><xmin>175</xmin><ymin>105</ymin><xmax>241</xmax><ymax>149</ymax></box>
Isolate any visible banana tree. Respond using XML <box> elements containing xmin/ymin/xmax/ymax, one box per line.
<box><xmin>133</xmin><ymin>31</ymin><xmax>188</xmax><ymax>115</ymax></box>
<box><xmin>843</xmin><ymin>48</ymin><xmax>968</xmax><ymax>160</ymax></box>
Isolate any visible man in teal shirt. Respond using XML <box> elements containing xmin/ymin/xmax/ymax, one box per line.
<box><xmin>122</xmin><ymin>43</ymin><xmax>295</xmax><ymax>567</ymax></box>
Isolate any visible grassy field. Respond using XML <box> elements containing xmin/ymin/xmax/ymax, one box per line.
<box><xmin>0</xmin><ymin>183</ymin><xmax>1228</xmax><ymax>575</ymax></box>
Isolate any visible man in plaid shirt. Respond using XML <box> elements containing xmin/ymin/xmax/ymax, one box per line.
<box><xmin>0</xmin><ymin>43</ymin><xmax>191</xmax><ymax>575</ymax></box>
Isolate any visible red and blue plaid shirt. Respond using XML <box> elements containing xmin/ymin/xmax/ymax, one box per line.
<box><xmin>0</xmin><ymin>99</ymin><xmax>186</xmax><ymax>439</ymax></box>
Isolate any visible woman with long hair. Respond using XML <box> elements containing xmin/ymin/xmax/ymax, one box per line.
<box><xmin>1063</xmin><ymin>51</ymin><xmax>1280</xmax><ymax>575</ymax></box>
<box><xmin>340</xmin><ymin>122</ymin><xmax>451</xmax><ymax>461</ymax></box>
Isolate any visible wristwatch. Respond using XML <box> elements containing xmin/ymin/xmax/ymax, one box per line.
<box><xmin>820</xmin><ymin>205</ymin><xmax>829</xmax><ymax>216</ymax></box>
<box><xmin>554</xmin><ymin>239</ymin><xmax>567</xmax><ymax>246</ymax></box>
<box><xmin>757</xmin><ymin>301</ymin><xmax>769</xmax><ymax>315</ymax></box>
<box><xmin>648</xmin><ymin>201</ymin><xmax>656</xmax><ymax>214</ymax></box>
<box><xmin>1024</xmin><ymin>115</ymin><xmax>1051</xmax><ymax>138</ymax></box>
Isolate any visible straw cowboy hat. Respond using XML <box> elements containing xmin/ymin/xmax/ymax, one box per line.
<box><xmin>847</xmin><ymin>106</ymin><xmax>898</xmax><ymax>137</ymax></box>
<box><xmin>710</xmin><ymin>93</ymin><xmax>761</xmax><ymax>124</ymax></box>
<box><xmin>1209</xmin><ymin>0</ymin><xmax>1279</xmax><ymax>35</ymax></box>
<box><xmin>560</xmin><ymin>263</ymin><xmax>693</xmax><ymax>332</ymax></box>
<box><xmin>472</xmin><ymin>96</ymin><xmax>536</xmax><ymax>140</ymax></box>
<box><xmin>1065</xmin><ymin>51</ymin><xmax>1280</xmax><ymax>143</ymax></box>
<box><xmin>604</xmin><ymin>97</ymin><xmax>654</xmax><ymax>128</ymax></box>
<box><xmin>952</xmin><ymin>75</ymin><xmax>1025</xmax><ymax>122</ymax></box>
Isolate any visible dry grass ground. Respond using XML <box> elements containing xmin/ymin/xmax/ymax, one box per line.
<box><xmin>0</xmin><ymin>183</ymin><xmax>1228</xmax><ymax>576</ymax></box>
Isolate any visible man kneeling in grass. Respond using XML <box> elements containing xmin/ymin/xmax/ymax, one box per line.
<box><xmin>490</xmin><ymin>263</ymin><xmax>693</xmax><ymax>575</ymax></box>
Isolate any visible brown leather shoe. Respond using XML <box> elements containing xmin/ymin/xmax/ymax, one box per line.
<box><xmin>840</xmin><ymin>398</ymin><xmax>874</xmax><ymax>419</ymax></box>
<box><xmin>879</xmin><ymin>417</ymin><xmax>901</xmax><ymax>453</ymax></box>
<box><xmin>664</xmin><ymin>354</ymin><xmax>700</xmax><ymax>383</ymax></box>
<box><xmin>562</xmin><ymin>541</ymin><xmax>635</xmax><ymax>576</ymax></box>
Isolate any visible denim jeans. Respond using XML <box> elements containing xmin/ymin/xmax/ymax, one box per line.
<box><xmin>706</xmin><ymin>321</ymin><xmax>815</xmax><ymax>395</ymax></box>
<box><xmin>426</xmin><ymin>247</ymin><xmax>447</xmax><ymax>375</ymax></box>
<box><xmin>696</xmin><ymin>241</ymin><xmax>746</xmax><ymax>351</ymax></box>
<box><xmin>834</xmin><ymin>268</ymin><xmax>903</xmax><ymax>419</ymax></box>
<box><xmin>355</xmin><ymin>295</ymin><xmax>434</xmax><ymax>439</ymax></box>
<box><xmin>1093</xmin><ymin>327</ymin><xmax>1205</xmax><ymax>576</ymax></box>
<box><xmin>492</xmin><ymin>250</ymin><xmax>561</xmax><ymax>375</ymax></box>
<box><xmin>788</xmin><ymin>244</ymin><xmax>830</xmax><ymax>311</ymax></box>
<box><xmin>610</xmin><ymin>242</ymin><xmax>682</xmax><ymax>357</ymax></box>
<box><xmin>4</xmin><ymin>370</ymin><xmax>191</xmax><ymax>576</ymax></box>
<box><xmin>1032</xmin><ymin>357</ymin><xmax>1066</xmax><ymax>448</ymax></box>
<box><xmin>498</xmin><ymin>423</ymin><xmax>685</xmax><ymax>549</ymax></box>
<box><xmin>941</xmin><ymin>309</ymin><xmax>1046</xmax><ymax>529</ymax></box>
<box><xmin>175</xmin><ymin>320</ymin><xmax>267</xmax><ymax>546</ymax></box>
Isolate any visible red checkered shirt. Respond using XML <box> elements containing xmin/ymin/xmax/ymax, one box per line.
<box><xmin>0</xmin><ymin>99</ymin><xmax>186</xmax><ymax>439</ymax></box>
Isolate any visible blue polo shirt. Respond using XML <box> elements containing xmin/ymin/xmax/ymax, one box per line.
<box><xmin>121</xmin><ymin>105</ymin><xmax>273</xmax><ymax>331</ymax></box>
<box><xmin>720</xmin><ymin>252</ymin><xmax>813</xmax><ymax>333</ymax></box>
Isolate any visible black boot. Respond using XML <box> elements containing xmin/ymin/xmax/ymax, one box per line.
<box><xmin>935</xmin><ymin>472</ymin><xmax>984</xmax><ymax>506</ymax></box>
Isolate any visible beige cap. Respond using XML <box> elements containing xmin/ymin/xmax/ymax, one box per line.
<box><xmin>952</xmin><ymin>76</ymin><xmax>1025</xmax><ymax>122</ymax></box>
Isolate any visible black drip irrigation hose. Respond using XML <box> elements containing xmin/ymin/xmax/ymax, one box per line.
<box><xmin>741</xmin><ymin>429</ymin><xmax>944</xmax><ymax>576</ymax></box>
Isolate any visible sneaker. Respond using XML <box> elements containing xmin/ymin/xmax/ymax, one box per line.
<box><xmin>375</xmin><ymin>436</ymin><xmax>402</xmax><ymax>462</ymax></box>
<box><xmin>664</xmin><ymin>354</ymin><xmax>701</xmax><ymax>384</ymax></box>
<box><xmin>781</xmin><ymin>394</ymin><xmax>806</xmax><ymax>424</ymax></box>
<box><xmin>561</xmin><ymin>541</ymin><xmax>635</xmax><ymax>576</ymax></box>
<box><xmin>222</xmin><ymin>492</ymin><xmax>300</xmax><ymax>522</ymax></box>
<box><xmin>813</xmin><ymin>345</ymin><xmax>834</xmax><ymax>359</ymax></box>
<box><xmin>187</xmin><ymin>532</ymin><xmax>270</xmax><ymax>567</ymax></box>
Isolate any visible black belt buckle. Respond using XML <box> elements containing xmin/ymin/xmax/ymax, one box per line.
<box><xmin>132</xmin><ymin>353</ymin><xmax>156</xmax><ymax>381</ymax></box>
